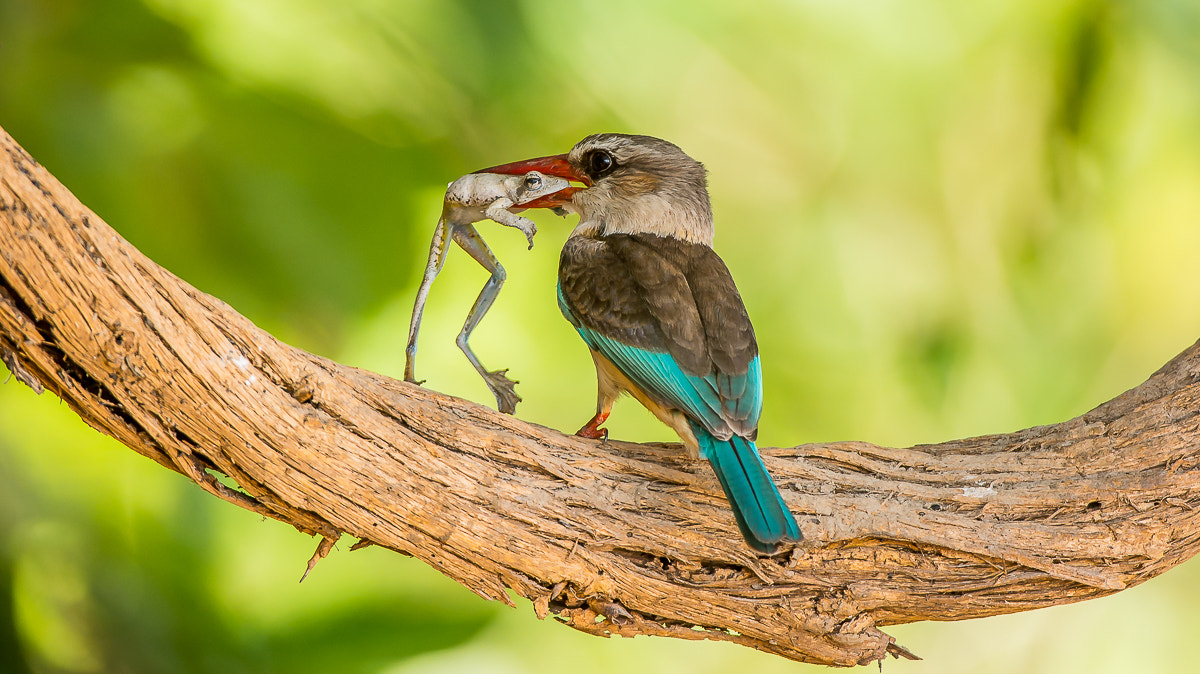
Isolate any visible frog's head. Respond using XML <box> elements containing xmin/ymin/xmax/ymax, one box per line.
<box><xmin>477</xmin><ymin>153</ymin><xmax>584</xmax><ymax>211</ymax></box>
<box><xmin>511</xmin><ymin>171</ymin><xmax>572</xmax><ymax>207</ymax></box>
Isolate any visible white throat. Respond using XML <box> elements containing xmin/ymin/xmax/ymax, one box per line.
<box><xmin>567</xmin><ymin>193</ymin><xmax>714</xmax><ymax>246</ymax></box>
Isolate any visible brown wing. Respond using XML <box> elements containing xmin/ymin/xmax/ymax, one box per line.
<box><xmin>558</xmin><ymin>233</ymin><xmax>761</xmax><ymax>435</ymax></box>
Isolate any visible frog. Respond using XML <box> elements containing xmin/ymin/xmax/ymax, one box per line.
<box><xmin>404</xmin><ymin>170</ymin><xmax>570</xmax><ymax>414</ymax></box>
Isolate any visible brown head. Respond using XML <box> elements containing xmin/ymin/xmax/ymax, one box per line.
<box><xmin>480</xmin><ymin>134</ymin><xmax>715</xmax><ymax>246</ymax></box>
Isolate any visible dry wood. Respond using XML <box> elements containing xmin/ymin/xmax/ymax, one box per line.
<box><xmin>1</xmin><ymin>124</ymin><xmax>1198</xmax><ymax>666</ymax></box>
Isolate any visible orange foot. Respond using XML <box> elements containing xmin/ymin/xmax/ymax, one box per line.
<box><xmin>576</xmin><ymin>412</ymin><xmax>610</xmax><ymax>441</ymax></box>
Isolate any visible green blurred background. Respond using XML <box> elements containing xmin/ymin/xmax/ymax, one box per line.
<box><xmin>3</xmin><ymin>0</ymin><xmax>1200</xmax><ymax>671</ymax></box>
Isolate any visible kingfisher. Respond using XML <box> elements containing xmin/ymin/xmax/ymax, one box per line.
<box><xmin>481</xmin><ymin>134</ymin><xmax>801</xmax><ymax>553</ymax></box>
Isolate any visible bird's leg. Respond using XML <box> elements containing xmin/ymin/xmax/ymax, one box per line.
<box><xmin>449</xmin><ymin>223</ymin><xmax>522</xmax><ymax>414</ymax></box>
<box><xmin>576</xmin><ymin>411</ymin><xmax>610</xmax><ymax>441</ymax></box>
<box><xmin>485</xmin><ymin>199</ymin><xmax>537</xmax><ymax>250</ymax></box>
<box><xmin>405</xmin><ymin>217</ymin><xmax>454</xmax><ymax>384</ymax></box>
<box><xmin>577</xmin><ymin>351</ymin><xmax>622</xmax><ymax>440</ymax></box>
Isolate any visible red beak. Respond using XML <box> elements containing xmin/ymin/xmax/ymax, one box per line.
<box><xmin>475</xmin><ymin>153</ymin><xmax>589</xmax><ymax>209</ymax></box>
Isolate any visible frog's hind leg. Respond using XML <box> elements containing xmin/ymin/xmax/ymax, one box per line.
<box><xmin>405</xmin><ymin>217</ymin><xmax>453</xmax><ymax>384</ymax></box>
<box><xmin>450</xmin><ymin>223</ymin><xmax>522</xmax><ymax>414</ymax></box>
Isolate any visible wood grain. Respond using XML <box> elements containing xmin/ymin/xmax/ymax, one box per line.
<box><xmin>2</xmin><ymin>124</ymin><xmax>1197</xmax><ymax>666</ymax></box>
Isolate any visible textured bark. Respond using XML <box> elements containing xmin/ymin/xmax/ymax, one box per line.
<box><xmin>2</xmin><ymin>124</ymin><xmax>1198</xmax><ymax>666</ymax></box>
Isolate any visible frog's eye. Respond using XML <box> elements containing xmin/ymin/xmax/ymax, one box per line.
<box><xmin>524</xmin><ymin>173</ymin><xmax>543</xmax><ymax>190</ymax></box>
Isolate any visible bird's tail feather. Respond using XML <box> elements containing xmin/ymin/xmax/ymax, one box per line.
<box><xmin>692</xmin><ymin>421</ymin><xmax>801</xmax><ymax>553</ymax></box>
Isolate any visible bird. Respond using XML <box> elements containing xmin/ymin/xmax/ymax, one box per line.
<box><xmin>480</xmin><ymin>134</ymin><xmax>801</xmax><ymax>553</ymax></box>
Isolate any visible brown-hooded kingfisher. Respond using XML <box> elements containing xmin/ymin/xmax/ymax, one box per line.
<box><xmin>481</xmin><ymin>134</ymin><xmax>801</xmax><ymax>553</ymax></box>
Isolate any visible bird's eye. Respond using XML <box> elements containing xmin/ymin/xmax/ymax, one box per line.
<box><xmin>524</xmin><ymin>173</ymin><xmax>542</xmax><ymax>190</ymax></box>
<box><xmin>587</xmin><ymin>150</ymin><xmax>616</xmax><ymax>177</ymax></box>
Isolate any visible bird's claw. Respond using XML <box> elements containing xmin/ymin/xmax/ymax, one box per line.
<box><xmin>484</xmin><ymin>368</ymin><xmax>522</xmax><ymax>414</ymax></box>
<box><xmin>576</xmin><ymin>426</ymin><xmax>609</xmax><ymax>441</ymax></box>
<box><xmin>576</xmin><ymin>415</ymin><xmax>609</xmax><ymax>441</ymax></box>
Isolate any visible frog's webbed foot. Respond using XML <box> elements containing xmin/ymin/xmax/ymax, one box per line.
<box><xmin>483</xmin><ymin>368</ymin><xmax>522</xmax><ymax>415</ymax></box>
<box><xmin>520</xmin><ymin>222</ymin><xmax>536</xmax><ymax>250</ymax></box>
<box><xmin>487</xmin><ymin>207</ymin><xmax>537</xmax><ymax>250</ymax></box>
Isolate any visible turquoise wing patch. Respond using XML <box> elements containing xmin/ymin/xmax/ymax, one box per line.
<box><xmin>559</xmin><ymin>283</ymin><xmax>762</xmax><ymax>436</ymax></box>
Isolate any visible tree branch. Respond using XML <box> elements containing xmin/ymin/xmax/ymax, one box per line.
<box><xmin>2</xmin><ymin>124</ymin><xmax>1198</xmax><ymax>666</ymax></box>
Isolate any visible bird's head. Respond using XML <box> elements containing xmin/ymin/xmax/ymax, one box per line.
<box><xmin>479</xmin><ymin>134</ymin><xmax>714</xmax><ymax>246</ymax></box>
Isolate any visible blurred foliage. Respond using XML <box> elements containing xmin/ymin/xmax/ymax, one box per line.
<box><xmin>4</xmin><ymin>0</ymin><xmax>1200</xmax><ymax>671</ymax></box>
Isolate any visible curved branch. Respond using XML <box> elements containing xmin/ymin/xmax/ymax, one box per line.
<box><xmin>2</xmin><ymin>124</ymin><xmax>1198</xmax><ymax>666</ymax></box>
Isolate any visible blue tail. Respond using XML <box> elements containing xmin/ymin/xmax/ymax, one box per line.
<box><xmin>691</xmin><ymin>421</ymin><xmax>801</xmax><ymax>553</ymax></box>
